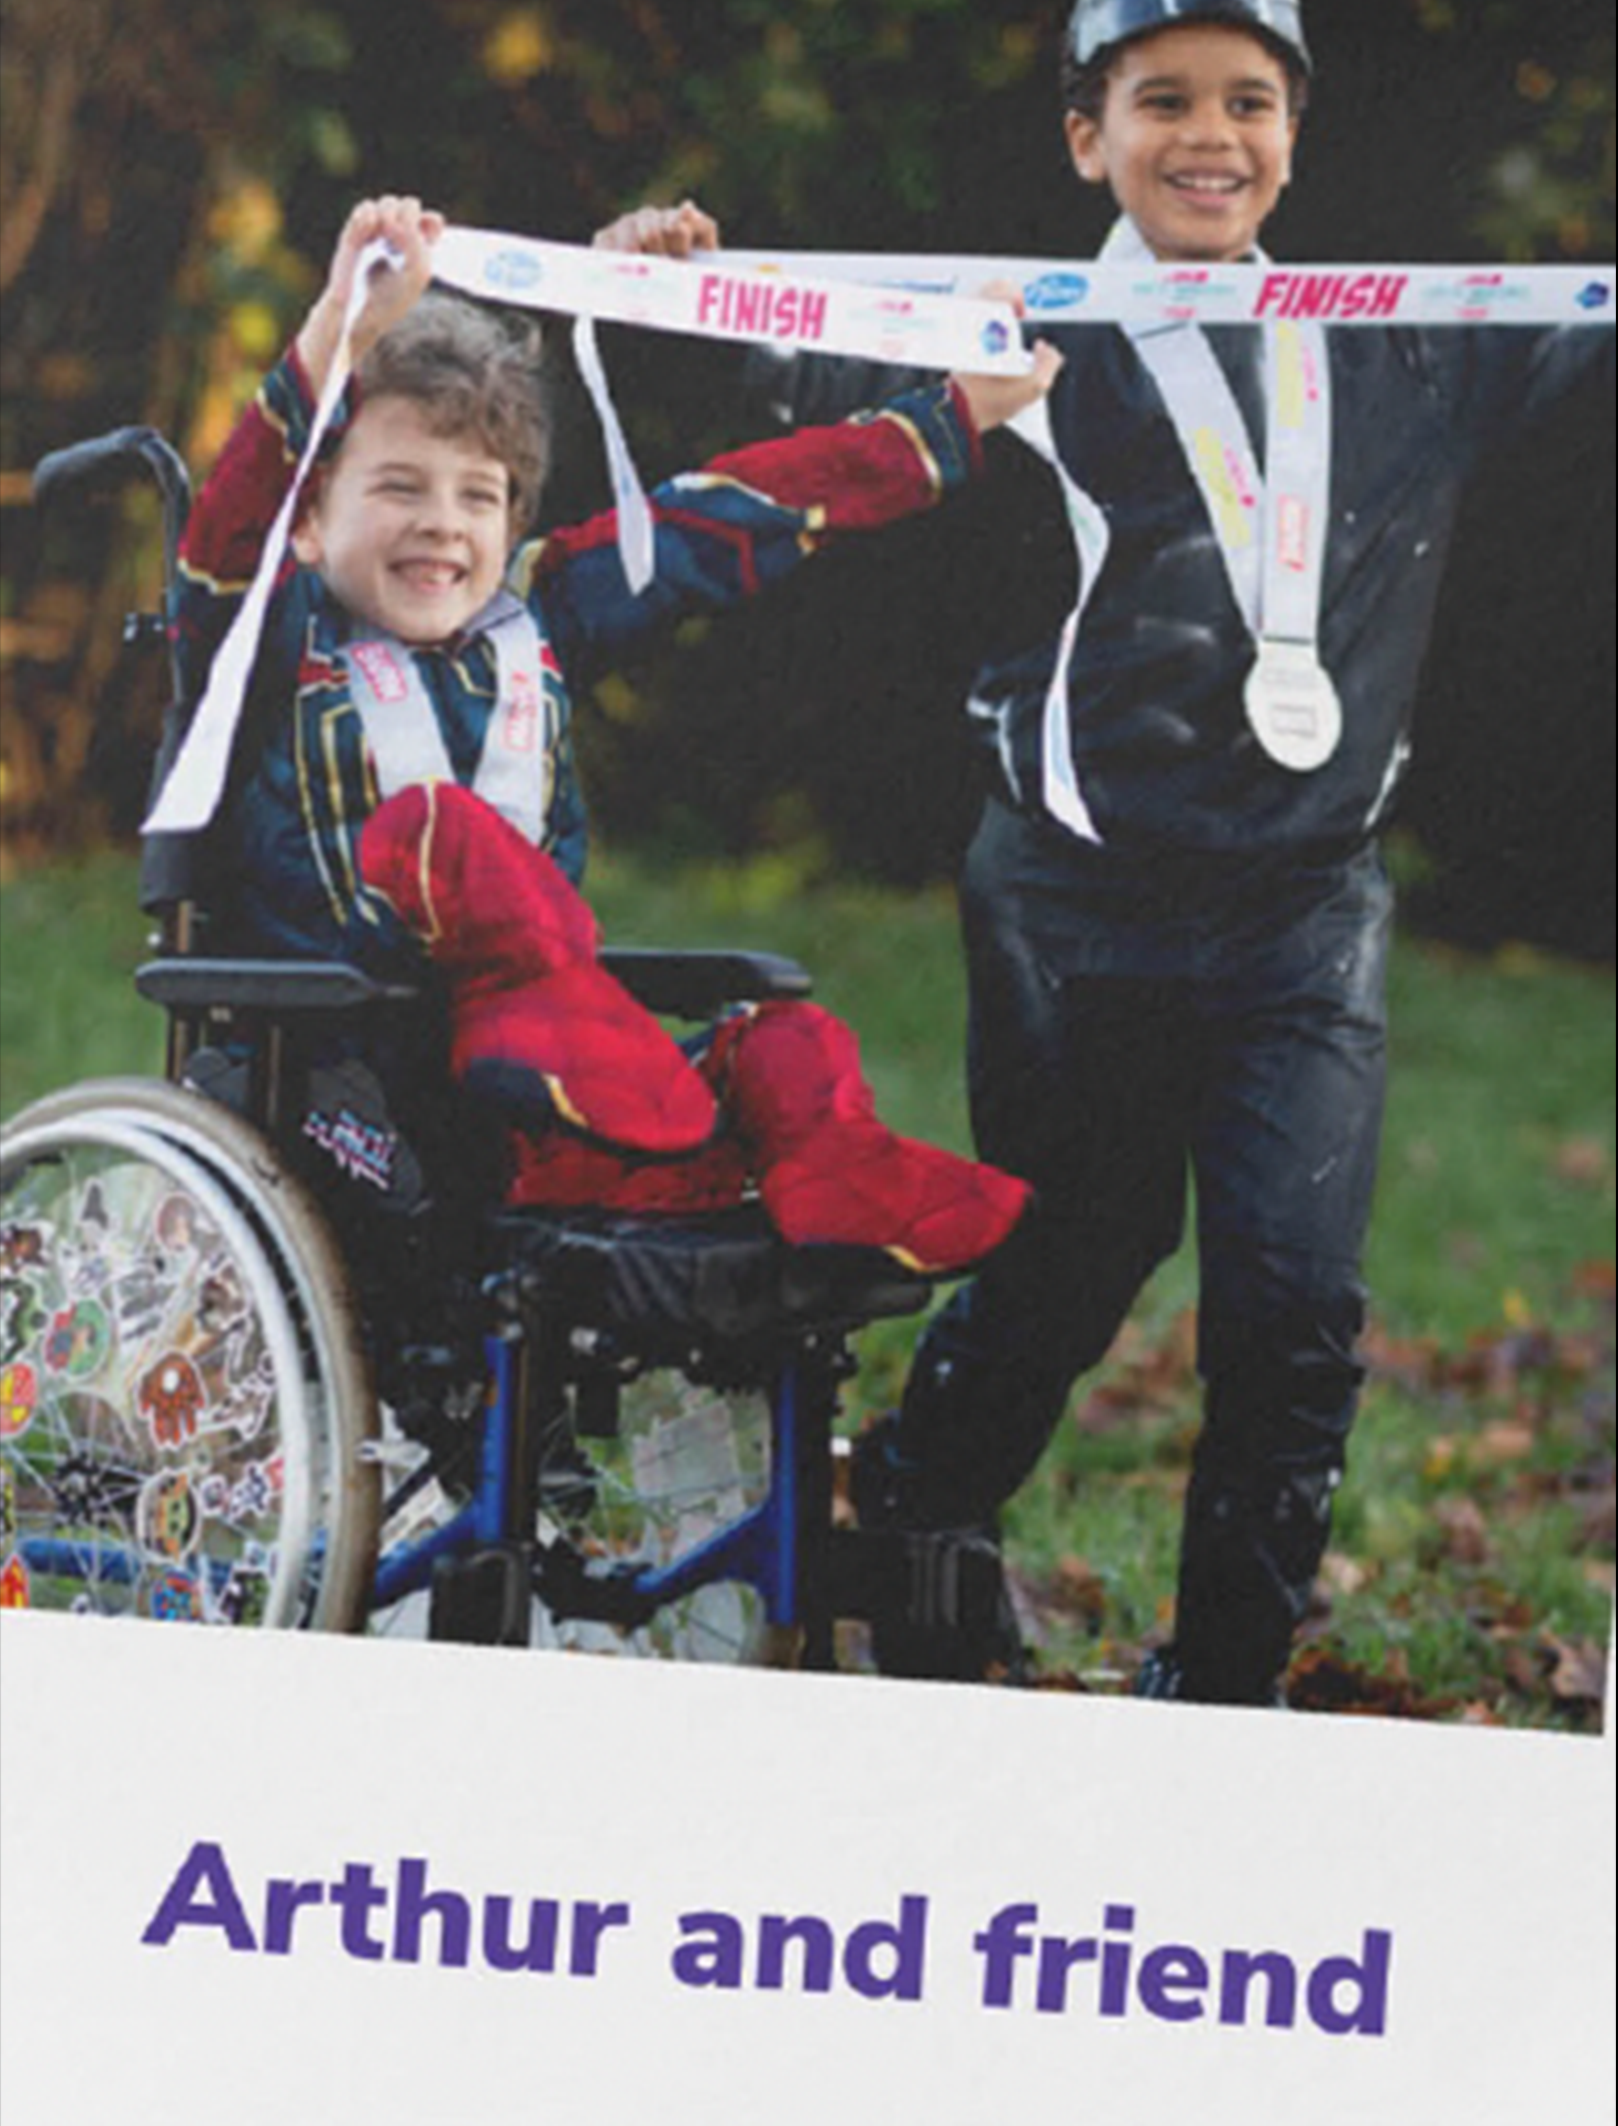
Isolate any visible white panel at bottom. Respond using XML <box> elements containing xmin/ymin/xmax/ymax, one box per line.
<box><xmin>1</xmin><ymin>1610</ymin><xmax>1611</xmax><ymax>2124</ymax></box>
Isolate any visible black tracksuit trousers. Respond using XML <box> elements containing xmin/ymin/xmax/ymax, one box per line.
<box><xmin>896</xmin><ymin>800</ymin><xmax>1394</xmax><ymax>1704</ymax></box>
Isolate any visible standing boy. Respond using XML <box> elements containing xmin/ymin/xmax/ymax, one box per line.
<box><xmin>707</xmin><ymin>0</ymin><xmax>1611</xmax><ymax>1701</ymax></box>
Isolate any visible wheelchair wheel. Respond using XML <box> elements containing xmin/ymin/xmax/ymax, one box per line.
<box><xmin>1</xmin><ymin>1080</ymin><xmax>379</xmax><ymax>1629</ymax></box>
<box><xmin>535</xmin><ymin>1370</ymin><xmax>776</xmax><ymax>1665</ymax></box>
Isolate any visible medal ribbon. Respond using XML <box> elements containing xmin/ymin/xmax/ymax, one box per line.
<box><xmin>1104</xmin><ymin>219</ymin><xmax>1339</xmax><ymax>768</ymax></box>
<box><xmin>343</xmin><ymin>594</ymin><xmax>555</xmax><ymax>846</ymax></box>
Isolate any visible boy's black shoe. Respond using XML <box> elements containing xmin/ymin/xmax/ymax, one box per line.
<box><xmin>849</xmin><ymin>1418</ymin><xmax>1029</xmax><ymax>1685</ymax></box>
<box><xmin>1134</xmin><ymin>1643</ymin><xmax>1287</xmax><ymax>1709</ymax></box>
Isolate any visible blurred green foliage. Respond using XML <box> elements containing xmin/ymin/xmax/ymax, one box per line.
<box><xmin>1</xmin><ymin>0</ymin><xmax>1613</xmax><ymax>948</ymax></box>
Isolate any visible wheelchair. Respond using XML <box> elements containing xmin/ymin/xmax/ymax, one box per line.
<box><xmin>2</xmin><ymin>424</ymin><xmax>989</xmax><ymax>1669</ymax></box>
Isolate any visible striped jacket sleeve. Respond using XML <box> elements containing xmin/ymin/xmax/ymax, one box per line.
<box><xmin>514</xmin><ymin>380</ymin><xmax>983</xmax><ymax>680</ymax></box>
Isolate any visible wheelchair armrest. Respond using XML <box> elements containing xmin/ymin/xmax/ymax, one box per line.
<box><xmin>600</xmin><ymin>948</ymin><xmax>812</xmax><ymax>1018</ymax></box>
<box><xmin>135</xmin><ymin>957</ymin><xmax>420</xmax><ymax>1015</ymax></box>
<box><xmin>136</xmin><ymin>949</ymin><xmax>807</xmax><ymax>1023</ymax></box>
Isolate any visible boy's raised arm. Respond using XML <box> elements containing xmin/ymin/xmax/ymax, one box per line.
<box><xmin>294</xmin><ymin>195</ymin><xmax>445</xmax><ymax>397</ymax></box>
<box><xmin>172</xmin><ymin>197</ymin><xmax>444</xmax><ymax>700</ymax></box>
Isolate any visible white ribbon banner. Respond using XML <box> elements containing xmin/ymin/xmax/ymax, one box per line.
<box><xmin>429</xmin><ymin>227</ymin><xmax>1031</xmax><ymax>370</ymax></box>
<box><xmin>144</xmin><ymin>226</ymin><xmax>1613</xmax><ymax>835</ymax></box>
<box><xmin>718</xmin><ymin>249</ymin><xmax>1617</xmax><ymax>330</ymax></box>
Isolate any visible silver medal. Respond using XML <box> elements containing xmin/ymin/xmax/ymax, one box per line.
<box><xmin>1244</xmin><ymin>638</ymin><xmax>1343</xmax><ymax>772</ymax></box>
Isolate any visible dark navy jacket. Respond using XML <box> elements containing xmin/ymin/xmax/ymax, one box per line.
<box><xmin>172</xmin><ymin>347</ymin><xmax>982</xmax><ymax>969</ymax></box>
<box><xmin>762</xmin><ymin>316</ymin><xmax>1612</xmax><ymax>867</ymax></box>
<box><xmin>982</xmin><ymin>319</ymin><xmax>1612</xmax><ymax>864</ymax></box>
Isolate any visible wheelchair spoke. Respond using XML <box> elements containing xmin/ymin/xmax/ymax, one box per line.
<box><xmin>537</xmin><ymin>1374</ymin><xmax>774</xmax><ymax>1664</ymax></box>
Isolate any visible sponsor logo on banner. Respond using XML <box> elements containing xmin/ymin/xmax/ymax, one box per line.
<box><xmin>1154</xmin><ymin>266</ymin><xmax>1209</xmax><ymax>320</ymax></box>
<box><xmin>482</xmin><ymin>248</ymin><xmax>546</xmax><ymax>295</ymax></box>
<box><xmin>1444</xmin><ymin>273</ymin><xmax>1531</xmax><ymax>318</ymax></box>
<box><xmin>1577</xmin><ymin>281</ymin><xmax>1612</xmax><ymax>311</ymax></box>
<box><xmin>1024</xmin><ymin>272</ymin><xmax>1089</xmax><ymax>311</ymax></box>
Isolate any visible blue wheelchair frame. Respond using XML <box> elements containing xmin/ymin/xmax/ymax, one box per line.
<box><xmin>369</xmin><ymin>1330</ymin><xmax>806</xmax><ymax>1631</ymax></box>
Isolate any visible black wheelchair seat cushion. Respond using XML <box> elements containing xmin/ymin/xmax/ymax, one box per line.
<box><xmin>488</xmin><ymin>1204</ymin><xmax>933</xmax><ymax>1347</ymax></box>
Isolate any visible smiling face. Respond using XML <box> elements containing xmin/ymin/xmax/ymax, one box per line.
<box><xmin>293</xmin><ymin>394</ymin><xmax>513</xmax><ymax>644</ymax></box>
<box><xmin>1065</xmin><ymin>23</ymin><xmax>1298</xmax><ymax>263</ymax></box>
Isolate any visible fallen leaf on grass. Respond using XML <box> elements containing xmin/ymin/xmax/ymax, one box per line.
<box><xmin>1578</xmin><ymin>1485</ymin><xmax>1617</xmax><ymax>1550</ymax></box>
<box><xmin>1475</xmin><ymin>1417</ymin><xmax>1538</xmax><ymax>1464</ymax></box>
<box><xmin>1422</xmin><ymin>1420</ymin><xmax>1536</xmax><ymax>1481</ymax></box>
<box><xmin>1371</xmin><ymin>1313</ymin><xmax>1610</xmax><ymax>1403</ymax></box>
<box><xmin>1476</xmin><ymin>1587</ymin><xmax>1537</xmax><ymax>1634</ymax></box>
<box><xmin>1363</xmin><ymin>1325</ymin><xmax>1444</xmax><ymax>1391</ymax></box>
<box><xmin>1433</xmin><ymin>1495</ymin><xmax>1491</xmax><ymax>1564</ymax></box>
<box><xmin>1553</xmin><ymin>1137</ymin><xmax>1611</xmax><ymax>1188</ymax></box>
<box><xmin>1423</xmin><ymin>1434</ymin><xmax>1461</xmax><ymax>1481</ymax></box>
<box><xmin>1501</xmin><ymin>1640</ymin><xmax>1548</xmax><ymax>1696</ymax></box>
<box><xmin>1544</xmin><ymin>1634</ymin><xmax>1609</xmax><ymax>1707</ymax></box>
<box><xmin>1570</xmin><ymin>1259</ymin><xmax>1616</xmax><ymax>1304</ymax></box>
<box><xmin>1317</xmin><ymin>1550</ymin><xmax>1374</xmax><ymax>1598</ymax></box>
<box><xmin>1050</xmin><ymin>1555</ymin><xmax>1109</xmax><ymax>1627</ymax></box>
<box><xmin>1026</xmin><ymin>1665</ymin><xmax>1088</xmax><ymax>1693</ymax></box>
<box><xmin>1499</xmin><ymin>1632</ymin><xmax>1611</xmax><ymax>1711</ymax></box>
<box><xmin>1074</xmin><ymin>1311</ymin><xmax>1198</xmax><ymax>1427</ymax></box>
<box><xmin>1285</xmin><ymin>1645</ymin><xmax>1454</xmax><ymax>1721</ymax></box>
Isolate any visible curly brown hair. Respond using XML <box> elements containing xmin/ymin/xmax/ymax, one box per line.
<box><xmin>355</xmin><ymin>292</ymin><xmax>551</xmax><ymax>532</ymax></box>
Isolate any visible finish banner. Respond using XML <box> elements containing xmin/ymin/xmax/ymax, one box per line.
<box><xmin>143</xmin><ymin>226</ymin><xmax>1614</xmax><ymax>836</ymax></box>
<box><xmin>715</xmin><ymin>248</ymin><xmax>1617</xmax><ymax>330</ymax></box>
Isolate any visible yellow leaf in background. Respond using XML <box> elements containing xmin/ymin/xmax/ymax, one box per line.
<box><xmin>208</xmin><ymin>180</ymin><xmax>284</xmax><ymax>266</ymax></box>
<box><xmin>190</xmin><ymin>372</ymin><xmax>254</xmax><ymax>469</ymax></box>
<box><xmin>1423</xmin><ymin>1435</ymin><xmax>1458</xmax><ymax>1482</ymax></box>
<box><xmin>483</xmin><ymin>7</ymin><xmax>553</xmax><ymax>85</ymax></box>
<box><xmin>592</xmin><ymin>672</ymin><xmax>643</xmax><ymax>725</ymax></box>
<box><xmin>1501</xmin><ymin>1287</ymin><xmax>1533</xmax><ymax>1329</ymax></box>
<box><xmin>230</xmin><ymin>301</ymin><xmax>281</xmax><ymax>363</ymax></box>
<box><xmin>1515</xmin><ymin>62</ymin><xmax>1557</xmax><ymax>105</ymax></box>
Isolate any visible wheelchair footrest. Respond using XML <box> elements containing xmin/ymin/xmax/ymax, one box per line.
<box><xmin>429</xmin><ymin>1542</ymin><xmax>536</xmax><ymax>1647</ymax></box>
<box><xmin>531</xmin><ymin>1539</ymin><xmax>662</xmax><ymax>1631</ymax></box>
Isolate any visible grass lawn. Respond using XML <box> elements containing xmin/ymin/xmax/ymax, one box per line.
<box><xmin>2</xmin><ymin>843</ymin><xmax>1612</xmax><ymax>1728</ymax></box>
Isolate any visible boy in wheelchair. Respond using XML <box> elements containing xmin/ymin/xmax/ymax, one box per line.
<box><xmin>177</xmin><ymin>194</ymin><xmax>1057</xmax><ymax>1275</ymax></box>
